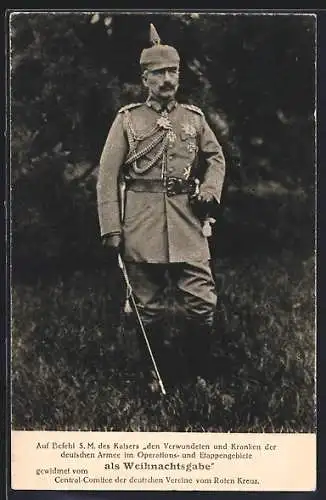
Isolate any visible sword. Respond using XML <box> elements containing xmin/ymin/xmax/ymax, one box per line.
<box><xmin>117</xmin><ymin>253</ymin><xmax>167</xmax><ymax>396</ymax></box>
<box><xmin>118</xmin><ymin>173</ymin><xmax>166</xmax><ymax>395</ymax></box>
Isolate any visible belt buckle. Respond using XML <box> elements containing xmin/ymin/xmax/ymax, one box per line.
<box><xmin>166</xmin><ymin>176</ymin><xmax>182</xmax><ymax>196</ymax></box>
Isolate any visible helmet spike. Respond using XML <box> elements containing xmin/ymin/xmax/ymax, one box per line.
<box><xmin>149</xmin><ymin>23</ymin><xmax>161</xmax><ymax>45</ymax></box>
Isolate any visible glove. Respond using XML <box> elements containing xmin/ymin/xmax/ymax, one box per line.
<box><xmin>102</xmin><ymin>233</ymin><xmax>122</xmax><ymax>254</ymax></box>
<box><xmin>195</xmin><ymin>190</ymin><xmax>215</xmax><ymax>217</ymax></box>
<box><xmin>191</xmin><ymin>187</ymin><xmax>220</xmax><ymax>221</ymax></box>
<box><xmin>196</xmin><ymin>189</ymin><xmax>215</xmax><ymax>203</ymax></box>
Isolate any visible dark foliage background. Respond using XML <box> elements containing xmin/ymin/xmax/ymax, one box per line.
<box><xmin>10</xmin><ymin>12</ymin><xmax>316</xmax><ymax>431</ymax></box>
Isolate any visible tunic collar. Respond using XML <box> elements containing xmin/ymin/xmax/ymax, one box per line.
<box><xmin>146</xmin><ymin>97</ymin><xmax>178</xmax><ymax>113</ymax></box>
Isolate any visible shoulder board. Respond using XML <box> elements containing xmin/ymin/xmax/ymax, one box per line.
<box><xmin>181</xmin><ymin>103</ymin><xmax>204</xmax><ymax>116</ymax></box>
<box><xmin>118</xmin><ymin>103</ymin><xmax>143</xmax><ymax>113</ymax></box>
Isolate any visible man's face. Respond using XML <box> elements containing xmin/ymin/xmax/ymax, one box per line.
<box><xmin>142</xmin><ymin>65</ymin><xmax>179</xmax><ymax>101</ymax></box>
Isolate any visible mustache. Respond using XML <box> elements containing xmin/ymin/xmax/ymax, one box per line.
<box><xmin>160</xmin><ymin>83</ymin><xmax>175</xmax><ymax>91</ymax></box>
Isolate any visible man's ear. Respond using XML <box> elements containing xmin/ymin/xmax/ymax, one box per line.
<box><xmin>142</xmin><ymin>71</ymin><xmax>148</xmax><ymax>88</ymax></box>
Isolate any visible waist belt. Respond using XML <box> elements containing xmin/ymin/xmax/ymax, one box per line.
<box><xmin>126</xmin><ymin>177</ymin><xmax>198</xmax><ymax>197</ymax></box>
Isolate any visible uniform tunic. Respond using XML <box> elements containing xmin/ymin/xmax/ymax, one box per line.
<box><xmin>97</xmin><ymin>99</ymin><xmax>226</xmax><ymax>264</ymax></box>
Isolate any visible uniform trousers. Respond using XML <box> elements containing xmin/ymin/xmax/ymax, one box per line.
<box><xmin>125</xmin><ymin>260</ymin><xmax>217</xmax><ymax>327</ymax></box>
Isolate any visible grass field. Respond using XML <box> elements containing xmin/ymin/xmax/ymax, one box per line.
<box><xmin>11</xmin><ymin>188</ymin><xmax>316</xmax><ymax>432</ymax></box>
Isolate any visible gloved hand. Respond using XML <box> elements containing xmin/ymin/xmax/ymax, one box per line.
<box><xmin>196</xmin><ymin>189</ymin><xmax>215</xmax><ymax>203</ymax></box>
<box><xmin>102</xmin><ymin>233</ymin><xmax>122</xmax><ymax>254</ymax></box>
<box><xmin>190</xmin><ymin>186</ymin><xmax>220</xmax><ymax>221</ymax></box>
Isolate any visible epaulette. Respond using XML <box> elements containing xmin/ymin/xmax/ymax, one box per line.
<box><xmin>181</xmin><ymin>103</ymin><xmax>204</xmax><ymax>116</ymax></box>
<box><xmin>118</xmin><ymin>103</ymin><xmax>143</xmax><ymax>113</ymax></box>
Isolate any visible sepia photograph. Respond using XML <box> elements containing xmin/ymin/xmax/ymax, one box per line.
<box><xmin>10</xmin><ymin>11</ymin><xmax>316</xmax><ymax>434</ymax></box>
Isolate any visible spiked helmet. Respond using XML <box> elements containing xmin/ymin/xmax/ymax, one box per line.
<box><xmin>140</xmin><ymin>23</ymin><xmax>180</xmax><ymax>71</ymax></box>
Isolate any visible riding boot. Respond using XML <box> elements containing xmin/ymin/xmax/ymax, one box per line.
<box><xmin>134</xmin><ymin>320</ymin><xmax>169</xmax><ymax>393</ymax></box>
<box><xmin>147</xmin><ymin>320</ymin><xmax>178</xmax><ymax>389</ymax></box>
<box><xmin>184</xmin><ymin>319</ymin><xmax>216</xmax><ymax>383</ymax></box>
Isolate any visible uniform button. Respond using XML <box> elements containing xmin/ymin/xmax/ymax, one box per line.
<box><xmin>168</xmin><ymin>154</ymin><xmax>174</xmax><ymax>160</ymax></box>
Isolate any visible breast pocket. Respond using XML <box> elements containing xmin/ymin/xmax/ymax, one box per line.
<box><xmin>180</xmin><ymin>132</ymin><xmax>198</xmax><ymax>160</ymax></box>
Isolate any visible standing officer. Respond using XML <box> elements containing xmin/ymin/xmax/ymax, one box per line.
<box><xmin>97</xmin><ymin>24</ymin><xmax>226</xmax><ymax>388</ymax></box>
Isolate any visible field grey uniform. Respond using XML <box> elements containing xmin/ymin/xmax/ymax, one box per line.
<box><xmin>97</xmin><ymin>31</ymin><xmax>226</xmax><ymax>382</ymax></box>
